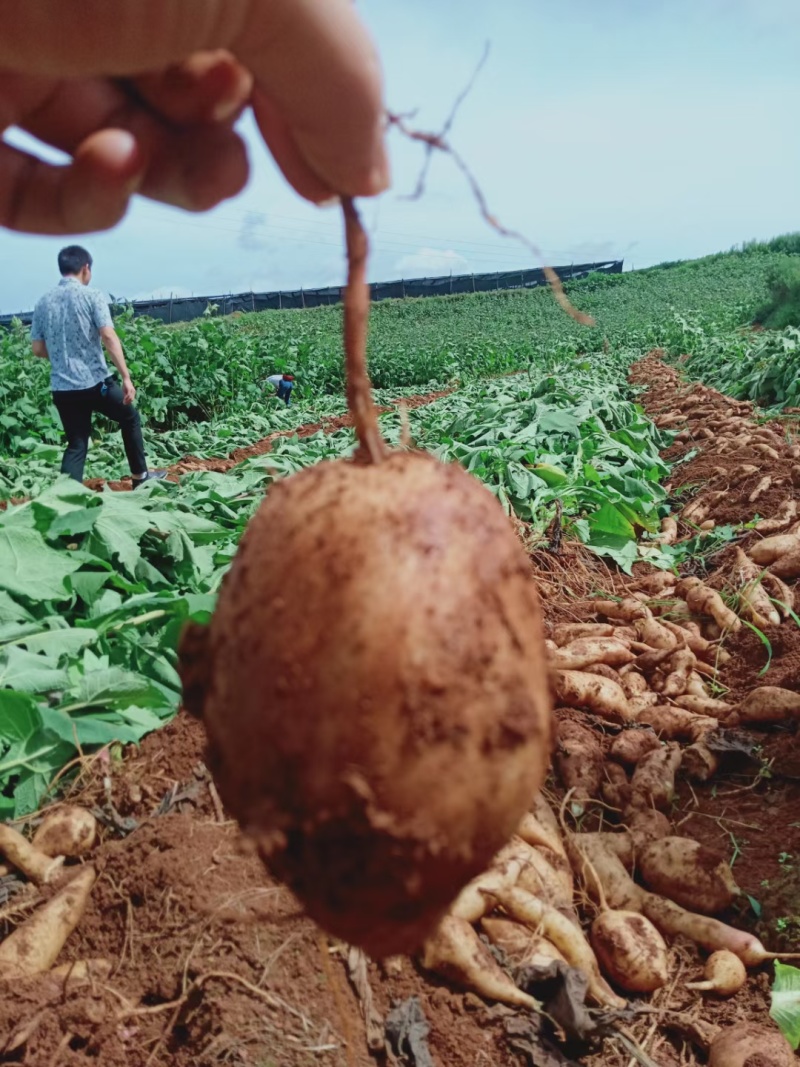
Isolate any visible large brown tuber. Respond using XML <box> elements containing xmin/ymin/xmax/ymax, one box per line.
<box><xmin>177</xmin><ymin>200</ymin><xmax>551</xmax><ymax>958</ymax></box>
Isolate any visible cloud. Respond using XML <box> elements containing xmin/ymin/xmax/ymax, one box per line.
<box><xmin>394</xmin><ymin>247</ymin><xmax>470</xmax><ymax>277</ymax></box>
<box><xmin>238</xmin><ymin>211</ymin><xmax>269</xmax><ymax>252</ymax></box>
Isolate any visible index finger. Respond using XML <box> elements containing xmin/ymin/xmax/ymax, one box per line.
<box><xmin>234</xmin><ymin>0</ymin><xmax>389</xmax><ymax>198</ymax></box>
<box><xmin>0</xmin><ymin>0</ymin><xmax>389</xmax><ymax>200</ymax></box>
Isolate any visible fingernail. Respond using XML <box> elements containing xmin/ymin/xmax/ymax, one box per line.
<box><xmin>315</xmin><ymin>196</ymin><xmax>340</xmax><ymax>210</ymax></box>
<box><xmin>211</xmin><ymin>95</ymin><xmax>246</xmax><ymax>124</ymax></box>
<box><xmin>366</xmin><ymin>147</ymin><xmax>391</xmax><ymax>196</ymax></box>
<box><xmin>104</xmin><ymin>129</ymin><xmax>139</xmax><ymax>167</ymax></box>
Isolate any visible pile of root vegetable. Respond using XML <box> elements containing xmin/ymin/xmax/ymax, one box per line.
<box><xmin>412</xmin><ymin>353</ymin><xmax>800</xmax><ymax>1066</ymax></box>
<box><xmin>0</xmin><ymin>807</ymin><xmax>103</xmax><ymax>994</ymax></box>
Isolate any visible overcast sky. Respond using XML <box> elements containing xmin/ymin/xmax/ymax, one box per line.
<box><xmin>1</xmin><ymin>0</ymin><xmax>799</xmax><ymax>312</ymax></box>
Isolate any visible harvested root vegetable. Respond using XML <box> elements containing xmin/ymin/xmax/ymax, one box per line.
<box><xmin>609</xmin><ymin>728</ymin><xmax>660</xmax><ymax>768</ymax></box>
<box><xmin>552</xmin><ymin>671</ymin><xmax>633</xmax><ymax>722</ymax></box>
<box><xmin>708</xmin><ymin>1022</ymin><xmax>795</xmax><ymax>1067</ymax></box>
<box><xmin>0</xmin><ymin>824</ymin><xmax>64</xmax><ymax>885</ymax></box>
<box><xmin>493</xmin><ymin>884</ymin><xmax>626</xmax><ymax>1008</ymax></box>
<box><xmin>620</xmin><ymin>670</ymin><xmax>649</xmax><ymax>698</ymax></box>
<box><xmin>629</xmin><ymin>743</ymin><xmax>682</xmax><ymax>810</ymax></box>
<box><xmin>730</xmin><ymin>463</ymin><xmax>760</xmax><ymax>484</ymax></box>
<box><xmin>178</xmin><ymin>202</ymin><xmax>552</xmax><ymax>959</ymax></box>
<box><xmin>566</xmin><ymin>833</ymin><xmax>643</xmax><ymax>911</ymax></box>
<box><xmin>728</xmin><ymin>686</ymin><xmax>800</xmax><ymax>726</ymax></box>
<box><xmin>661</xmin><ymin>620</ymin><xmax>723</xmax><ymax>661</ymax></box>
<box><xmin>601</xmin><ymin>763</ymin><xmax>631</xmax><ymax>810</ymax></box>
<box><xmin>626</xmin><ymin>809</ymin><xmax>672</xmax><ymax>845</ymax></box>
<box><xmin>685</xmin><ymin>950</ymin><xmax>746</xmax><ymax>997</ymax></box>
<box><xmin>640</xmin><ymin>892</ymin><xmax>777</xmax><ymax>965</ymax></box>
<box><xmin>32</xmin><ymin>807</ymin><xmax>97</xmax><ymax>859</ymax></box>
<box><xmin>593</xmin><ymin>599</ymin><xmax>649</xmax><ymax>623</ymax></box>
<box><xmin>685</xmin><ymin>669</ymin><xmax>712</xmax><ymax>694</ymax></box>
<box><xmin>749</xmin><ymin>475</ymin><xmax>773</xmax><ymax>503</ymax></box>
<box><xmin>633</xmin><ymin>647</ymin><xmax>673</xmax><ymax>674</ymax></box>
<box><xmin>653</xmin><ymin>517</ymin><xmax>678</xmax><ymax>545</ymax></box>
<box><xmin>0</xmin><ymin>866</ymin><xmax>96</xmax><ymax>978</ymax></box>
<box><xmin>503</xmin><ymin>837</ymin><xmax>573</xmax><ymax>909</ymax></box>
<box><xmin>674</xmin><ymin>694</ymin><xmax>732</xmax><ymax>717</ymax></box>
<box><xmin>633</xmin><ymin>572</ymin><xmax>678</xmax><ymax>596</ymax></box>
<box><xmin>654</xmin><ymin>412</ymin><xmax>684</xmax><ymax>428</ymax></box>
<box><xmin>550</xmin><ymin>637</ymin><xmax>634</xmax><ymax>671</ymax></box>
<box><xmin>554</xmin><ymin>719</ymin><xmax>604</xmax><ymax>813</ymax></box>
<box><xmin>682</xmin><ymin>741</ymin><xmax>720</xmax><ymax>783</ymax></box>
<box><xmin>660</xmin><ymin>648</ymin><xmax>696</xmax><ymax>698</ymax></box>
<box><xmin>762</xmin><ymin>572</ymin><xmax>795</xmax><ymax>617</ymax></box>
<box><xmin>451</xmin><ymin>857</ymin><xmax>524</xmax><ymax>924</ymax></box>
<box><xmin>749</xmin><ymin>535</ymin><xmax>800</xmax><ymax>566</ymax></box>
<box><xmin>755</xmin><ymin>499</ymin><xmax>798</xmax><ymax>534</ymax></box>
<box><xmin>769</xmin><ymin>545</ymin><xmax>800</xmax><ymax>579</ymax></box>
<box><xmin>518</xmin><ymin>799</ymin><xmax>566</xmax><ymax>860</ymax></box>
<box><xmin>627</xmin><ymin>693</ymin><xmax>660</xmax><ymax>717</ymax></box>
<box><xmin>732</xmin><ymin>548</ymin><xmax>781</xmax><ymax>628</ymax></box>
<box><xmin>639</xmin><ymin>837</ymin><xmax>740</xmax><ymax>915</ymax></box>
<box><xmin>580</xmin><ymin>663</ymin><xmax>622</xmax><ymax>683</ymax></box>
<box><xmin>553</xmin><ymin>623</ymin><xmax>615</xmax><ymax>646</ymax></box>
<box><xmin>481</xmin><ymin>917</ymin><xmax>566</xmax><ymax>968</ymax></box>
<box><xmin>591</xmin><ymin>831</ymin><xmax>635</xmax><ymax>869</ymax></box>
<box><xmin>50</xmin><ymin>958</ymin><xmax>113</xmax><ymax>985</ymax></box>
<box><xmin>682</xmin><ymin>496</ymin><xmax>713</xmax><ymax>524</ymax></box>
<box><xmin>590</xmin><ymin>911</ymin><xmax>668</xmax><ymax>993</ymax></box>
<box><xmin>420</xmin><ymin>915</ymin><xmax>540</xmax><ymax>1010</ymax></box>
<box><xmin>754</xmin><ymin>443</ymin><xmax>782</xmax><ymax>462</ymax></box>
<box><xmin>566</xmin><ymin>833</ymin><xmax>668</xmax><ymax>992</ymax></box>
<box><xmin>636</xmin><ymin>705</ymin><xmax>718</xmax><ymax>742</ymax></box>
<box><xmin>676</xmin><ymin>577</ymin><xmax>741</xmax><ymax>633</ymax></box>
<box><xmin>614</xmin><ymin>625</ymin><xmax>639</xmax><ymax>642</ymax></box>
<box><xmin>635</xmin><ymin>617</ymin><xmax>679</xmax><ymax>650</ymax></box>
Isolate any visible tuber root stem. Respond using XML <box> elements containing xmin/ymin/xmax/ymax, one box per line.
<box><xmin>342</xmin><ymin>197</ymin><xmax>388</xmax><ymax>465</ymax></box>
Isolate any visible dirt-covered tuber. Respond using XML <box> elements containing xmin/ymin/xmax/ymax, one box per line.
<box><xmin>177</xmin><ymin>202</ymin><xmax>552</xmax><ymax>959</ymax></box>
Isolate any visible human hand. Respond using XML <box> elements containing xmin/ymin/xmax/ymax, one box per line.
<box><xmin>122</xmin><ymin>377</ymin><xmax>136</xmax><ymax>406</ymax></box>
<box><xmin>0</xmin><ymin>0</ymin><xmax>389</xmax><ymax>235</ymax></box>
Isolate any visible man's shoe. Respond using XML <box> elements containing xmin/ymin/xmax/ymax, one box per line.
<box><xmin>132</xmin><ymin>470</ymin><xmax>168</xmax><ymax>489</ymax></box>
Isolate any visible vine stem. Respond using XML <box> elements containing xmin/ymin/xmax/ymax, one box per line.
<box><xmin>342</xmin><ymin>197</ymin><xmax>388</xmax><ymax>464</ymax></box>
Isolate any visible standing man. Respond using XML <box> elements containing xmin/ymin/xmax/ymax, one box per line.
<box><xmin>266</xmin><ymin>373</ymin><xmax>295</xmax><ymax>407</ymax></box>
<box><xmin>30</xmin><ymin>247</ymin><xmax>166</xmax><ymax>488</ymax></box>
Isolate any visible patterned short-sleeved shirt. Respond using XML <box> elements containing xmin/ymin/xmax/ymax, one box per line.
<box><xmin>30</xmin><ymin>278</ymin><xmax>112</xmax><ymax>392</ymax></box>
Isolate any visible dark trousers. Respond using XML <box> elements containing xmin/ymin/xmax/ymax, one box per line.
<box><xmin>277</xmin><ymin>380</ymin><xmax>294</xmax><ymax>406</ymax></box>
<box><xmin>52</xmin><ymin>376</ymin><xmax>147</xmax><ymax>482</ymax></box>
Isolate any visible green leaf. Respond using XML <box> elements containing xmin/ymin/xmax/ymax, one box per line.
<box><xmin>0</xmin><ymin>622</ymin><xmax>99</xmax><ymax>657</ymax></box>
<box><xmin>587</xmin><ymin>501</ymin><xmax>637</xmax><ymax>540</ymax></box>
<box><xmin>0</xmin><ymin>690</ymin><xmax>72</xmax><ymax>816</ymax></box>
<box><xmin>531</xmin><ymin>462</ymin><xmax>569</xmax><ymax>487</ymax></box>
<box><xmin>0</xmin><ymin>646</ymin><xmax>70</xmax><ymax>693</ymax></box>
<box><xmin>0</xmin><ymin>526</ymin><xmax>81</xmax><ymax>600</ymax></box>
<box><xmin>537</xmin><ymin>409</ymin><xmax>583</xmax><ymax>437</ymax></box>
<box><xmin>0</xmin><ymin>590</ymin><xmax>33</xmax><ymax>624</ymax></box>
<box><xmin>38</xmin><ymin>704</ymin><xmax>154</xmax><ymax>747</ymax></box>
<box><xmin>58</xmin><ymin>667</ymin><xmax>167</xmax><ymax>713</ymax></box>
<box><xmin>31</xmin><ymin>479</ymin><xmax>101</xmax><ymax>538</ymax></box>
<box><xmin>770</xmin><ymin>962</ymin><xmax>800</xmax><ymax>1050</ymax></box>
<box><xmin>70</xmin><ymin>571</ymin><xmax>111</xmax><ymax>606</ymax></box>
<box><xmin>746</xmin><ymin>894</ymin><xmax>762</xmax><ymax>918</ymax></box>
